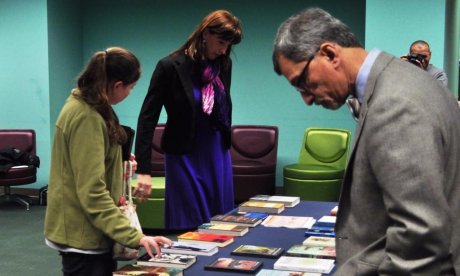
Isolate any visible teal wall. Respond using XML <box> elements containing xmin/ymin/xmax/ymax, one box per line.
<box><xmin>0</xmin><ymin>0</ymin><xmax>449</xmax><ymax>189</ymax></box>
<box><xmin>0</xmin><ymin>0</ymin><xmax>50</xmax><ymax>188</ymax></box>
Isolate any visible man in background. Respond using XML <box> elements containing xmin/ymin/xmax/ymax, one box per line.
<box><xmin>273</xmin><ymin>7</ymin><xmax>460</xmax><ymax>275</ymax></box>
<box><xmin>404</xmin><ymin>40</ymin><xmax>448</xmax><ymax>87</ymax></box>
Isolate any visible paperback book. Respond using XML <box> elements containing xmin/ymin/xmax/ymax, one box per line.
<box><xmin>198</xmin><ymin>222</ymin><xmax>249</xmax><ymax>236</ymax></box>
<box><xmin>161</xmin><ymin>241</ymin><xmax>218</xmax><ymax>256</ymax></box>
<box><xmin>113</xmin><ymin>263</ymin><xmax>183</xmax><ymax>276</ymax></box>
<box><xmin>256</xmin><ymin>269</ymin><xmax>321</xmax><ymax>276</ymax></box>
<box><xmin>238</xmin><ymin>201</ymin><xmax>285</xmax><ymax>214</ymax></box>
<box><xmin>177</xmin><ymin>231</ymin><xmax>234</xmax><ymax>247</ymax></box>
<box><xmin>137</xmin><ymin>253</ymin><xmax>196</xmax><ymax>269</ymax></box>
<box><xmin>274</xmin><ymin>256</ymin><xmax>335</xmax><ymax>274</ymax></box>
<box><xmin>302</xmin><ymin>236</ymin><xmax>336</xmax><ymax>247</ymax></box>
<box><xmin>210</xmin><ymin>213</ymin><xmax>264</xmax><ymax>227</ymax></box>
<box><xmin>231</xmin><ymin>244</ymin><xmax>284</xmax><ymax>258</ymax></box>
<box><xmin>286</xmin><ymin>244</ymin><xmax>336</xmax><ymax>259</ymax></box>
<box><xmin>249</xmin><ymin>195</ymin><xmax>300</xmax><ymax>207</ymax></box>
<box><xmin>315</xmin><ymin>216</ymin><xmax>336</xmax><ymax>227</ymax></box>
<box><xmin>204</xmin><ymin>257</ymin><xmax>263</xmax><ymax>274</ymax></box>
<box><xmin>261</xmin><ymin>215</ymin><xmax>316</xmax><ymax>229</ymax></box>
<box><xmin>304</xmin><ymin>229</ymin><xmax>336</xmax><ymax>238</ymax></box>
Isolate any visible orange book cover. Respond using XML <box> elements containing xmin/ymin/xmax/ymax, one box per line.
<box><xmin>177</xmin><ymin>231</ymin><xmax>234</xmax><ymax>247</ymax></box>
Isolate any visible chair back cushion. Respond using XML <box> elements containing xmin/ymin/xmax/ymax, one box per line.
<box><xmin>231</xmin><ymin>125</ymin><xmax>278</xmax><ymax>161</ymax></box>
<box><xmin>150</xmin><ymin>124</ymin><xmax>165</xmax><ymax>176</ymax></box>
<box><xmin>305</xmin><ymin>129</ymin><xmax>349</xmax><ymax>163</ymax></box>
<box><xmin>0</xmin><ymin>129</ymin><xmax>36</xmax><ymax>155</ymax></box>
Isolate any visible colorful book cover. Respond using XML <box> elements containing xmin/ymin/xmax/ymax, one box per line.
<box><xmin>210</xmin><ymin>213</ymin><xmax>263</xmax><ymax>227</ymax></box>
<box><xmin>231</xmin><ymin>244</ymin><xmax>284</xmax><ymax>258</ymax></box>
<box><xmin>238</xmin><ymin>201</ymin><xmax>285</xmax><ymax>214</ymax></box>
<box><xmin>137</xmin><ymin>253</ymin><xmax>196</xmax><ymax>269</ymax></box>
<box><xmin>204</xmin><ymin>257</ymin><xmax>263</xmax><ymax>274</ymax></box>
<box><xmin>261</xmin><ymin>215</ymin><xmax>316</xmax><ymax>229</ymax></box>
<box><xmin>198</xmin><ymin>223</ymin><xmax>249</xmax><ymax>236</ymax></box>
<box><xmin>161</xmin><ymin>241</ymin><xmax>218</xmax><ymax>256</ymax></box>
<box><xmin>250</xmin><ymin>195</ymin><xmax>300</xmax><ymax>207</ymax></box>
<box><xmin>286</xmin><ymin>244</ymin><xmax>336</xmax><ymax>259</ymax></box>
<box><xmin>113</xmin><ymin>263</ymin><xmax>183</xmax><ymax>276</ymax></box>
<box><xmin>302</xmin><ymin>236</ymin><xmax>336</xmax><ymax>247</ymax></box>
<box><xmin>177</xmin><ymin>231</ymin><xmax>234</xmax><ymax>247</ymax></box>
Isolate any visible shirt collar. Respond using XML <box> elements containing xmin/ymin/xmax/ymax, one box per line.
<box><xmin>355</xmin><ymin>48</ymin><xmax>381</xmax><ymax>103</ymax></box>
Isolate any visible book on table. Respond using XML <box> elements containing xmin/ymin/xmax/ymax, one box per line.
<box><xmin>249</xmin><ymin>194</ymin><xmax>300</xmax><ymax>207</ymax></box>
<box><xmin>304</xmin><ymin>229</ymin><xmax>336</xmax><ymax>238</ymax></box>
<box><xmin>261</xmin><ymin>215</ymin><xmax>316</xmax><ymax>229</ymax></box>
<box><xmin>231</xmin><ymin>244</ymin><xmax>284</xmax><ymax>258</ymax></box>
<box><xmin>256</xmin><ymin>268</ymin><xmax>321</xmax><ymax>276</ymax></box>
<box><xmin>161</xmin><ymin>241</ymin><xmax>218</xmax><ymax>256</ymax></box>
<box><xmin>238</xmin><ymin>201</ymin><xmax>285</xmax><ymax>214</ymax></box>
<box><xmin>302</xmin><ymin>236</ymin><xmax>336</xmax><ymax>247</ymax></box>
<box><xmin>197</xmin><ymin>222</ymin><xmax>249</xmax><ymax>236</ymax></box>
<box><xmin>274</xmin><ymin>256</ymin><xmax>335</xmax><ymax>274</ymax></box>
<box><xmin>137</xmin><ymin>253</ymin><xmax>196</xmax><ymax>269</ymax></box>
<box><xmin>286</xmin><ymin>244</ymin><xmax>336</xmax><ymax>260</ymax></box>
<box><xmin>204</xmin><ymin>257</ymin><xmax>263</xmax><ymax>274</ymax></box>
<box><xmin>315</xmin><ymin>215</ymin><xmax>336</xmax><ymax>227</ymax></box>
<box><xmin>210</xmin><ymin>213</ymin><xmax>264</xmax><ymax>227</ymax></box>
<box><xmin>177</xmin><ymin>231</ymin><xmax>234</xmax><ymax>247</ymax></box>
<box><xmin>113</xmin><ymin>263</ymin><xmax>183</xmax><ymax>276</ymax></box>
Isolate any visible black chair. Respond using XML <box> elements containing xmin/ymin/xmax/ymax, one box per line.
<box><xmin>0</xmin><ymin>129</ymin><xmax>38</xmax><ymax>210</ymax></box>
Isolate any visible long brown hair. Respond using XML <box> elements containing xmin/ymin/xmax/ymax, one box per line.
<box><xmin>76</xmin><ymin>47</ymin><xmax>141</xmax><ymax>144</ymax></box>
<box><xmin>171</xmin><ymin>10</ymin><xmax>242</xmax><ymax>68</ymax></box>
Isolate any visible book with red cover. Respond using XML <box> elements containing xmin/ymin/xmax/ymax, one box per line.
<box><xmin>177</xmin><ymin>231</ymin><xmax>234</xmax><ymax>247</ymax></box>
<box><xmin>113</xmin><ymin>263</ymin><xmax>183</xmax><ymax>276</ymax></box>
<box><xmin>204</xmin><ymin>257</ymin><xmax>263</xmax><ymax>274</ymax></box>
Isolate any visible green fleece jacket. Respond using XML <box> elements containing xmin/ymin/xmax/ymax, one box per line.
<box><xmin>44</xmin><ymin>89</ymin><xmax>143</xmax><ymax>250</ymax></box>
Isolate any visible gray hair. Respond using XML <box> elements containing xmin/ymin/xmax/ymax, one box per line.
<box><xmin>273</xmin><ymin>7</ymin><xmax>362</xmax><ymax>74</ymax></box>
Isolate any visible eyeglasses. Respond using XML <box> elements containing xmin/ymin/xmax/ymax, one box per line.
<box><xmin>292</xmin><ymin>53</ymin><xmax>317</xmax><ymax>93</ymax></box>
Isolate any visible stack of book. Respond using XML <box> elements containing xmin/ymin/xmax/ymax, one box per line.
<box><xmin>286</xmin><ymin>244</ymin><xmax>336</xmax><ymax>260</ymax></box>
<box><xmin>161</xmin><ymin>241</ymin><xmax>218</xmax><ymax>256</ymax></box>
<box><xmin>197</xmin><ymin>222</ymin><xmax>249</xmax><ymax>236</ymax></box>
<box><xmin>238</xmin><ymin>200</ymin><xmax>285</xmax><ymax>214</ymax></box>
<box><xmin>177</xmin><ymin>231</ymin><xmax>234</xmax><ymax>247</ymax></box>
<box><xmin>136</xmin><ymin>253</ymin><xmax>197</xmax><ymax>270</ymax></box>
<box><xmin>256</xmin><ymin>269</ymin><xmax>321</xmax><ymax>276</ymax></box>
<box><xmin>249</xmin><ymin>194</ymin><xmax>300</xmax><ymax>208</ymax></box>
<box><xmin>302</xmin><ymin>236</ymin><xmax>336</xmax><ymax>248</ymax></box>
<box><xmin>274</xmin><ymin>256</ymin><xmax>335</xmax><ymax>274</ymax></box>
<box><xmin>305</xmin><ymin>215</ymin><xmax>336</xmax><ymax>237</ymax></box>
<box><xmin>210</xmin><ymin>212</ymin><xmax>268</xmax><ymax>227</ymax></box>
<box><xmin>113</xmin><ymin>263</ymin><xmax>183</xmax><ymax>276</ymax></box>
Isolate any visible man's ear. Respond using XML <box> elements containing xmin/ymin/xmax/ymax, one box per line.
<box><xmin>319</xmin><ymin>43</ymin><xmax>336</xmax><ymax>61</ymax></box>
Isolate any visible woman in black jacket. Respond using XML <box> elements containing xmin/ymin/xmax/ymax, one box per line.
<box><xmin>135</xmin><ymin>10</ymin><xmax>242</xmax><ymax>230</ymax></box>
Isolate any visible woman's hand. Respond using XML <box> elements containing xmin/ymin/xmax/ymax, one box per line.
<box><xmin>133</xmin><ymin>173</ymin><xmax>152</xmax><ymax>201</ymax></box>
<box><xmin>139</xmin><ymin>236</ymin><xmax>173</xmax><ymax>258</ymax></box>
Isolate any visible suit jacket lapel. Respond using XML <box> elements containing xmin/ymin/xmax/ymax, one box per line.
<box><xmin>174</xmin><ymin>54</ymin><xmax>197</xmax><ymax>109</ymax></box>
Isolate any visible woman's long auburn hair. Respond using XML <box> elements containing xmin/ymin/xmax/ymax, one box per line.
<box><xmin>76</xmin><ymin>47</ymin><xmax>141</xmax><ymax>144</ymax></box>
<box><xmin>171</xmin><ymin>10</ymin><xmax>242</xmax><ymax>68</ymax></box>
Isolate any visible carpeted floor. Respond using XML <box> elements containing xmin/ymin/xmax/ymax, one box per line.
<box><xmin>0</xmin><ymin>197</ymin><xmax>174</xmax><ymax>275</ymax></box>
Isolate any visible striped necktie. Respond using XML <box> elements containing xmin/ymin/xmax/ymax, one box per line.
<box><xmin>346</xmin><ymin>98</ymin><xmax>360</xmax><ymax>121</ymax></box>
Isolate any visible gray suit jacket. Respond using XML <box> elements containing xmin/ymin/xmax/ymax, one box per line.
<box><xmin>335</xmin><ymin>52</ymin><xmax>460</xmax><ymax>275</ymax></box>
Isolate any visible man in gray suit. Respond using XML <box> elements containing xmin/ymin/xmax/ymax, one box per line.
<box><xmin>273</xmin><ymin>7</ymin><xmax>460</xmax><ymax>275</ymax></box>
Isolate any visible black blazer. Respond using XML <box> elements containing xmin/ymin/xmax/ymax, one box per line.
<box><xmin>135</xmin><ymin>53</ymin><xmax>233</xmax><ymax>174</ymax></box>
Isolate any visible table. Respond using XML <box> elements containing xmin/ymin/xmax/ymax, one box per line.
<box><xmin>185</xmin><ymin>201</ymin><xmax>337</xmax><ymax>275</ymax></box>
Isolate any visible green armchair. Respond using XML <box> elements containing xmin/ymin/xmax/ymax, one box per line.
<box><xmin>283</xmin><ymin>128</ymin><xmax>352</xmax><ymax>201</ymax></box>
<box><xmin>132</xmin><ymin>177</ymin><xmax>165</xmax><ymax>229</ymax></box>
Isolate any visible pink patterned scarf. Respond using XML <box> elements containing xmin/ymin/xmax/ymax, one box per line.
<box><xmin>201</xmin><ymin>63</ymin><xmax>225</xmax><ymax>115</ymax></box>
